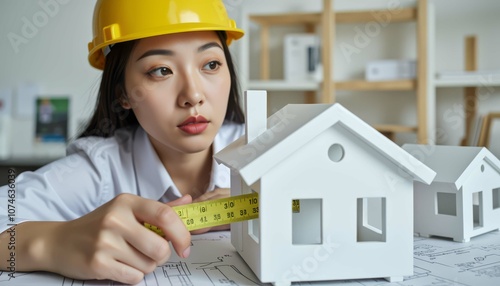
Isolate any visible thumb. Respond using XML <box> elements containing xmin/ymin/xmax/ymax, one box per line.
<box><xmin>167</xmin><ymin>195</ymin><xmax>192</xmax><ymax>207</ymax></box>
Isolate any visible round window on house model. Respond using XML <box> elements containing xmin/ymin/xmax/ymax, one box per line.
<box><xmin>328</xmin><ymin>143</ymin><xmax>345</xmax><ymax>163</ymax></box>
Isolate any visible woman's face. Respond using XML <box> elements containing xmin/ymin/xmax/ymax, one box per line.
<box><xmin>123</xmin><ymin>31</ymin><xmax>231</xmax><ymax>155</ymax></box>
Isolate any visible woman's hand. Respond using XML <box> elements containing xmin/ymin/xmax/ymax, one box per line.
<box><xmin>191</xmin><ymin>188</ymin><xmax>230</xmax><ymax>234</ymax></box>
<box><xmin>40</xmin><ymin>194</ymin><xmax>193</xmax><ymax>284</ymax></box>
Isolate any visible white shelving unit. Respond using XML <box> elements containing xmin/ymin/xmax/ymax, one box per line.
<box><xmin>240</xmin><ymin>0</ymin><xmax>431</xmax><ymax>144</ymax></box>
<box><xmin>237</xmin><ymin>0</ymin><xmax>500</xmax><ymax>149</ymax></box>
<box><xmin>248</xmin><ymin>80</ymin><xmax>319</xmax><ymax>91</ymax></box>
<box><xmin>435</xmin><ymin>77</ymin><xmax>500</xmax><ymax>88</ymax></box>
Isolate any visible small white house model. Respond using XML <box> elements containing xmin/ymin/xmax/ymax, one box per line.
<box><xmin>403</xmin><ymin>144</ymin><xmax>500</xmax><ymax>242</ymax></box>
<box><xmin>214</xmin><ymin>90</ymin><xmax>436</xmax><ymax>285</ymax></box>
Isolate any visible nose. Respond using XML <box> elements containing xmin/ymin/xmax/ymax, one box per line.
<box><xmin>177</xmin><ymin>71</ymin><xmax>205</xmax><ymax>108</ymax></box>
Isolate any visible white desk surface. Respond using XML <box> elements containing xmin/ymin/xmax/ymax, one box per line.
<box><xmin>1</xmin><ymin>230</ymin><xmax>499</xmax><ymax>286</ymax></box>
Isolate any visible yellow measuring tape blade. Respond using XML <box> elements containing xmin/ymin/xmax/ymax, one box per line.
<box><xmin>144</xmin><ymin>193</ymin><xmax>300</xmax><ymax>235</ymax></box>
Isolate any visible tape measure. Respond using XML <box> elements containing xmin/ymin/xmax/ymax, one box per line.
<box><xmin>144</xmin><ymin>193</ymin><xmax>300</xmax><ymax>235</ymax></box>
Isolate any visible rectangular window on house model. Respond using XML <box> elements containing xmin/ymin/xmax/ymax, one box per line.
<box><xmin>436</xmin><ymin>192</ymin><xmax>457</xmax><ymax>216</ymax></box>
<box><xmin>357</xmin><ymin>197</ymin><xmax>386</xmax><ymax>242</ymax></box>
<box><xmin>292</xmin><ymin>199</ymin><xmax>322</xmax><ymax>245</ymax></box>
<box><xmin>493</xmin><ymin>188</ymin><xmax>500</xmax><ymax>210</ymax></box>
<box><xmin>249</xmin><ymin>189</ymin><xmax>260</xmax><ymax>244</ymax></box>
<box><xmin>473</xmin><ymin>191</ymin><xmax>484</xmax><ymax>229</ymax></box>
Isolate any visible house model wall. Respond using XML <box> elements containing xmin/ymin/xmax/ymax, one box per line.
<box><xmin>214</xmin><ymin>90</ymin><xmax>436</xmax><ymax>286</ymax></box>
<box><xmin>403</xmin><ymin>144</ymin><xmax>500</xmax><ymax>242</ymax></box>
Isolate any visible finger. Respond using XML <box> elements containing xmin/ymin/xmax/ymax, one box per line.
<box><xmin>96</xmin><ymin>257</ymin><xmax>145</xmax><ymax>285</ymax></box>
<box><xmin>100</xmin><ymin>196</ymin><xmax>175</xmax><ymax>264</ymax></box>
<box><xmin>132</xmin><ymin>198</ymin><xmax>191</xmax><ymax>259</ymax></box>
<box><xmin>167</xmin><ymin>194</ymin><xmax>192</xmax><ymax>207</ymax></box>
<box><xmin>193</xmin><ymin>189</ymin><xmax>229</xmax><ymax>203</ymax></box>
<box><xmin>192</xmin><ymin>192</ymin><xmax>214</xmax><ymax>203</ymax></box>
<box><xmin>190</xmin><ymin>224</ymin><xmax>230</xmax><ymax>235</ymax></box>
<box><xmin>114</xmin><ymin>231</ymin><xmax>165</xmax><ymax>272</ymax></box>
<box><xmin>211</xmin><ymin>224</ymin><xmax>230</xmax><ymax>231</ymax></box>
<box><xmin>122</xmin><ymin>223</ymin><xmax>173</xmax><ymax>264</ymax></box>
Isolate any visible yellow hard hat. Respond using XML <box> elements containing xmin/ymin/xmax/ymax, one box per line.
<box><xmin>88</xmin><ymin>0</ymin><xmax>244</xmax><ymax>70</ymax></box>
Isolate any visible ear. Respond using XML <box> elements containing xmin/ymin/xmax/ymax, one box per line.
<box><xmin>116</xmin><ymin>85</ymin><xmax>131</xmax><ymax>109</ymax></box>
<box><xmin>120</xmin><ymin>97</ymin><xmax>132</xmax><ymax>109</ymax></box>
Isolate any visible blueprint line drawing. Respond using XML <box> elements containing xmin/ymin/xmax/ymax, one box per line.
<box><xmin>192</xmin><ymin>255</ymin><xmax>262</xmax><ymax>285</ymax></box>
<box><xmin>154</xmin><ymin>262</ymin><xmax>193</xmax><ymax>286</ymax></box>
<box><xmin>1</xmin><ymin>230</ymin><xmax>499</xmax><ymax>285</ymax></box>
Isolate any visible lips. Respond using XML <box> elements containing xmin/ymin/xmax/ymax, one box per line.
<box><xmin>177</xmin><ymin>115</ymin><xmax>209</xmax><ymax>135</ymax></box>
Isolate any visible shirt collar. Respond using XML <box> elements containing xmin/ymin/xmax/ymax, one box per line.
<box><xmin>133</xmin><ymin>126</ymin><xmax>177</xmax><ymax>201</ymax></box>
<box><xmin>208</xmin><ymin>131</ymin><xmax>232</xmax><ymax>190</ymax></box>
<box><xmin>133</xmin><ymin>126</ymin><xmax>233</xmax><ymax>202</ymax></box>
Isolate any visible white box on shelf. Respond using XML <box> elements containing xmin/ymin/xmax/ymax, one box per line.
<box><xmin>365</xmin><ymin>60</ymin><xmax>416</xmax><ymax>81</ymax></box>
<box><xmin>284</xmin><ymin>34</ymin><xmax>321</xmax><ymax>82</ymax></box>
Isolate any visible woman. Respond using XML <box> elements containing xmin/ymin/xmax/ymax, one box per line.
<box><xmin>0</xmin><ymin>0</ymin><xmax>245</xmax><ymax>284</ymax></box>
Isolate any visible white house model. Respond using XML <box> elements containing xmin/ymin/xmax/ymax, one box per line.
<box><xmin>214</xmin><ymin>90</ymin><xmax>436</xmax><ymax>285</ymax></box>
<box><xmin>403</xmin><ymin>144</ymin><xmax>500</xmax><ymax>242</ymax></box>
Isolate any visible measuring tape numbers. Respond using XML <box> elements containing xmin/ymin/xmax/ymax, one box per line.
<box><xmin>144</xmin><ymin>193</ymin><xmax>300</xmax><ymax>235</ymax></box>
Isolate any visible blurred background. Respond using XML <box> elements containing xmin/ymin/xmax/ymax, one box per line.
<box><xmin>0</xmin><ymin>0</ymin><xmax>499</xmax><ymax>181</ymax></box>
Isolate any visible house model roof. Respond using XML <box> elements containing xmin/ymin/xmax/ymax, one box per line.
<box><xmin>215</xmin><ymin>97</ymin><xmax>436</xmax><ymax>187</ymax></box>
<box><xmin>403</xmin><ymin>144</ymin><xmax>500</xmax><ymax>188</ymax></box>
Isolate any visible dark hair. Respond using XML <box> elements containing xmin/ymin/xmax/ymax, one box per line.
<box><xmin>78</xmin><ymin>31</ymin><xmax>245</xmax><ymax>138</ymax></box>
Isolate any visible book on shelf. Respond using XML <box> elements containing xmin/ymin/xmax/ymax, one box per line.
<box><xmin>467</xmin><ymin>113</ymin><xmax>484</xmax><ymax>147</ymax></box>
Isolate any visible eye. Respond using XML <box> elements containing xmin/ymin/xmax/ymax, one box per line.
<box><xmin>203</xmin><ymin>61</ymin><xmax>222</xmax><ymax>71</ymax></box>
<box><xmin>148</xmin><ymin>67</ymin><xmax>172</xmax><ymax>78</ymax></box>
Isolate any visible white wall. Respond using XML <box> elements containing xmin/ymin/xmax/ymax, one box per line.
<box><xmin>1</xmin><ymin>0</ymin><xmax>499</xmax><ymax>160</ymax></box>
<box><xmin>433</xmin><ymin>0</ymin><xmax>500</xmax><ymax>156</ymax></box>
<box><xmin>0</xmin><ymin>0</ymin><xmax>100</xmax><ymax>158</ymax></box>
<box><xmin>0</xmin><ymin>0</ymin><xmax>243</xmax><ymax>161</ymax></box>
<box><xmin>238</xmin><ymin>0</ymin><xmax>500</xmax><ymax>157</ymax></box>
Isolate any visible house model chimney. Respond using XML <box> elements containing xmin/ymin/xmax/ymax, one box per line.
<box><xmin>244</xmin><ymin>90</ymin><xmax>267</xmax><ymax>144</ymax></box>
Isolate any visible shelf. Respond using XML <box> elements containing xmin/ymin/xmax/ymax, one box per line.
<box><xmin>248</xmin><ymin>80</ymin><xmax>417</xmax><ymax>92</ymax></box>
<box><xmin>336</xmin><ymin>8</ymin><xmax>417</xmax><ymax>23</ymax></box>
<box><xmin>335</xmin><ymin>80</ymin><xmax>417</xmax><ymax>91</ymax></box>
<box><xmin>249</xmin><ymin>8</ymin><xmax>417</xmax><ymax>25</ymax></box>
<box><xmin>250</xmin><ymin>13</ymin><xmax>320</xmax><ymax>25</ymax></box>
<box><xmin>435</xmin><ymin>76</ymin><xmax>500</xmax><ymax>87</ymax></box>
<box><xmin>374</xmin><ymin>125</ymin><xmax>418</xmax><ymax>133</ymax></box>
<box><xmin>248</xmin><ymin>80</ymin><xmax>319</xmax><ymax>91</ymax></box>
<box><xmin>244</xmin><ymin>0</ymin><xmax>429</xmax><ymax>143</ymax></box>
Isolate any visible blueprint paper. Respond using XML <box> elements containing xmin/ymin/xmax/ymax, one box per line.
<box><xmin>0</xmin><ymin>231</ymin><xmax>261</xmax><ymax>286</ymax></box>
<box><xmin>1</xmin><ymin>230</ymin><xmax>499</xmax><ymax>286</ymax></box>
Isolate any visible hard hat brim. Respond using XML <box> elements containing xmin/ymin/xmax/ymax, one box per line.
<box><xmin>89</xmin><ymin>24</ymin><xmax>244</xmax><ymax>70</ymax></box>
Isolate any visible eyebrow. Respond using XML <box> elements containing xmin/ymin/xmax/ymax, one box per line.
<box><xmin>137</xmin><ymin>49</ymin><xmax>173</xmax><ymax>61</ymax></box>
<box><xmin>198</xmin><ymin>42</ymin><xmax>223</xmax><ymax>53</ymax></box>
<box><xmin>136</xmin><ymin>42</ymin><xmax>223</xmax><ymax>62</ymax></box>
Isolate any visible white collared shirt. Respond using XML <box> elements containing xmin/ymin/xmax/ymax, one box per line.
<box><xmin>0</xmin><ymin>122</ymin><xmax>244</xmax><ymax>234</ymax></box>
